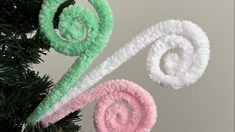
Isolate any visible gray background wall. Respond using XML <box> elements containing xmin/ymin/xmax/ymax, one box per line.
<box><xmin>34</xmin><ymin>0</ymin><xmax>234</xmax><ymax>131</ymax></box>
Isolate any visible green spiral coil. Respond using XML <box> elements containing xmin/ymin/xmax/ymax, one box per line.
<box><xmin>27</xmin><ymin>0</ymin><xmax>113</xmax><ymax>125</ymax></box>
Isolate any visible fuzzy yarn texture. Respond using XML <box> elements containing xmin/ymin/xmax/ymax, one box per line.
<box><xmin>27</xmin><ymin>0</ymin><xmax>114</xmax><ymax>125</ymax></box>
<box><xmin>41</xmin><ymin>20</ymin><xmax>210</xmax><ymax>124</ymax></box>
<box><xmin>41</xmin><ymin>80</ymin><xmax>157</xmax><ymax>132</ymax></box>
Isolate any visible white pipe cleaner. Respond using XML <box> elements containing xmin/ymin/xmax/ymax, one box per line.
<box><xmin>41</xmin><ymin>19</ymin><xmax>210</xmax><ymax>121</ymax></box>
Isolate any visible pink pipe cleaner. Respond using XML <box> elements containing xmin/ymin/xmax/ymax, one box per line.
<box><xmin>41</xmin><ymin>79</ymin><xmax>157</xmax><ymax>132</ymax></box>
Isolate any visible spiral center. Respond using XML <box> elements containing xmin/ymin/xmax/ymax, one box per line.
<box><xmin>163</xmin><ymin>53</ymin><xmax>180</xmax><ymax>75</ymax></box>
<box><xmin>115</xmin><ymin>103</ymin><xmax>129</xmax><ymax>125</ymax></box>
<box><xmin>59</xmin><ymin>5</ymin><xmax>85</xmax><ymax>41</ymax></box>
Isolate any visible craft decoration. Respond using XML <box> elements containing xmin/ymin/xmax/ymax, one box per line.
<box><xmin>27</xmin><ymin>0</ymin><xmax>114</xmax><ymax>125</ymax></box>
<box><xmin>41</xmin><ymin>79</ymin><xmax>157</xmax><ymax>132</ymax></box>
<box><xmin>27</xmin><ymin>0</ymin><xmax>210</xmax><ymax>131</ymax></box>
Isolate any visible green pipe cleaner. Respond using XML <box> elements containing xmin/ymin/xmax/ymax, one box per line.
<box><xmin>27</xmin><ymin>0</ymin><xmax>113</xmax><ymax>125</ymax></box>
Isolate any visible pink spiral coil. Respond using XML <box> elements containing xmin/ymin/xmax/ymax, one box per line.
<box><xmin>41</xmin><ymin>80</ymin><xmax>157</xmax><ymax>132</ymax></box>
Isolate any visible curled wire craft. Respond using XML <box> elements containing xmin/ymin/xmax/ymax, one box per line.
<box><xmin>41</xmin><ymin>80</ymin><xmax>157</xmax><ymax>132</ymax></box>
<box><xmin>27</xmin><ymin>0</ymin><xmax>114</xmax><ymax>125</ymax></box>
<box><xmin>27</xmin><ymin>0</ymin><xmax>210</xmax><ymax>131</ymax></box>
